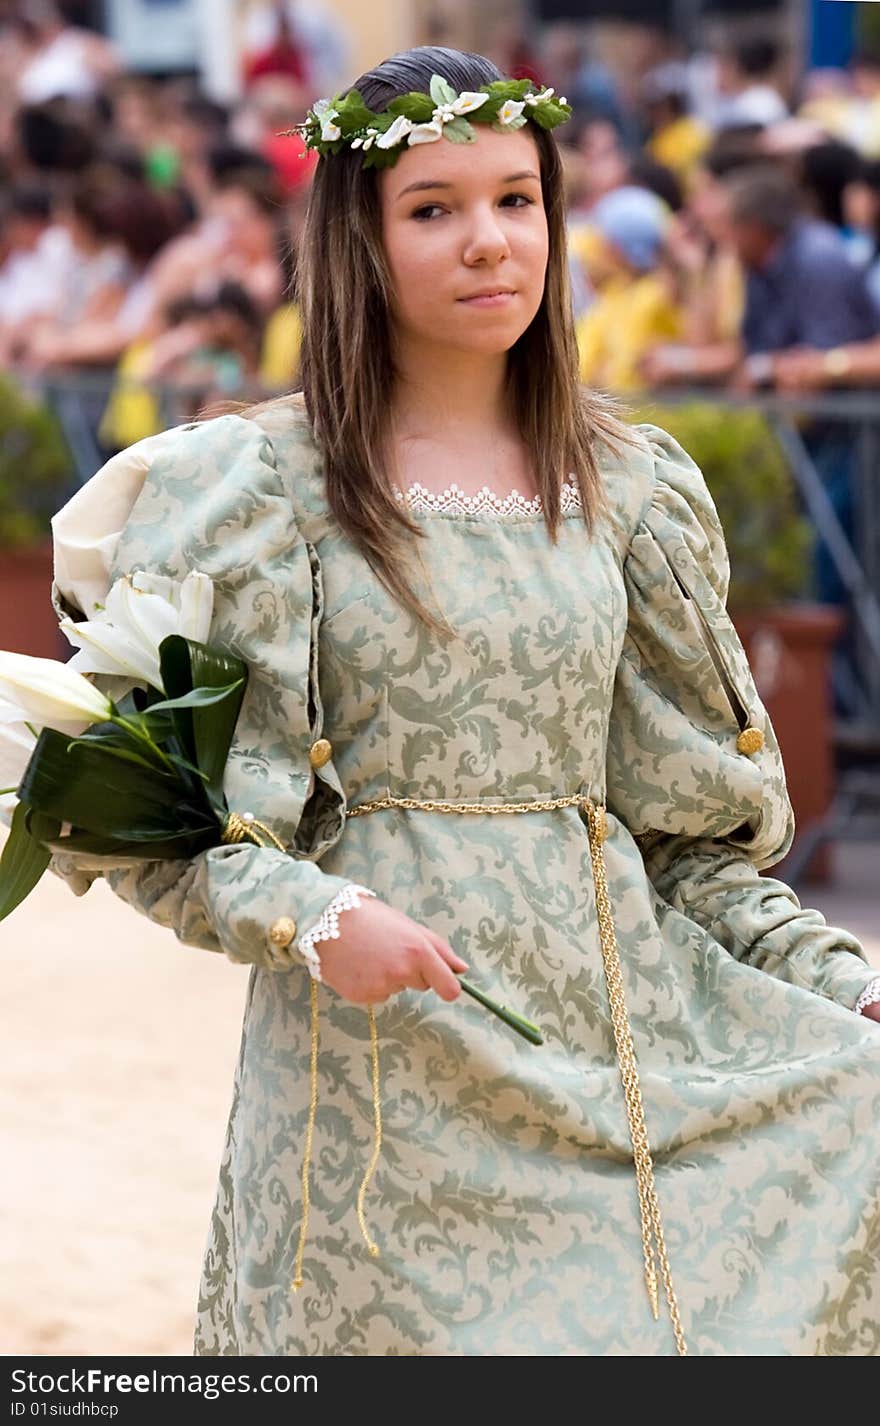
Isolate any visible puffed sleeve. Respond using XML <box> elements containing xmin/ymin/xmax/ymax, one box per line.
<box><xmin>606</xmin><ymin>422</ymin><xmax>880</xmax><ymax>1015</ymax></box>
<box><xmin>39</xmin><ymin>412</ymin><xmax>376</xmax><ymax>977</ymax></box>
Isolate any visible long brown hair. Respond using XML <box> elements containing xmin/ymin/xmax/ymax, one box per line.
<box><xmin>248</xmin><ymin>45</ymin><xmax>637</xmax><ymax>639</ymax></box>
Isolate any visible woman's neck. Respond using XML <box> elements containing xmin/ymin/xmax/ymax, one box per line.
<box><xmin>389</xmin><ymin>344</ymin><xmax>514</xmax><ymax>442</ymax></box>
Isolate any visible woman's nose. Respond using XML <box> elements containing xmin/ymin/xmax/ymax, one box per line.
<box><xmin>462</xmin><ymin>208</ymin><xmax>511</xmax><ymax>265</ymax></box>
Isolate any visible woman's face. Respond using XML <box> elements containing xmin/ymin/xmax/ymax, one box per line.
<box><xmin>209</xmin><ymin>188</ymin><xmax>272</xmax><ymax>255</ymax></box>
<box><xmin>687</xmin><ymin>167</ymin><xmax>732</xmax><ymax>244</ymax></box>
<box><xmin>379</xmin><ymin>126</ymin><xmax>549</xmax><ymax>358</ymax></box>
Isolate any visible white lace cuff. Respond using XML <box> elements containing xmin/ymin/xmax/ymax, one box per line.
<box><xmin>296</xmin><ymin>883</ymin><xmax>378</xmax><ymax>981</ymax></box>
<box><xmin>853</xmin><ymin>975</ymin><xmax>880</xmax><ymax>1016</ymax></box>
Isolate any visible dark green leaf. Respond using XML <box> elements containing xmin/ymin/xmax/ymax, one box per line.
<box><xmin>165</xmin><ymin>749</ymin><xmax>210</xmax><ymax>783</ymax></box>
<box><xmin>159</xmin><ymin>636</ymin><xmax>248</xmax><ymax>805</ymax></box>
<box><xmin>154</xmin><ymin>635</ymin><xmax>197</xmax><ymax>763</ymax></box>
<box><xmin>63</xmin><ymin>736</ymin><xmax>175</xmax><ymax>776</ymax></box>
<box><xmin>42</xmin><ymin>824</ymin><xmax>220</xmax><ymax>859</ymax></box>
<box><xmin>18</xmin><ymin>727</ymin><xmax>189</xmax><ymax>836</ymax></box>
<box><xmin>0</xmin><ymin>801</ymin><xmax>57</xmax><ymax>921</ymax></box>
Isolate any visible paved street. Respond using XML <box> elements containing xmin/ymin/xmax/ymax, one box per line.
<box><xmin>1</xmin><ymin>840</ymin><xmax>877</xmax><ymax>1356</ymax></box>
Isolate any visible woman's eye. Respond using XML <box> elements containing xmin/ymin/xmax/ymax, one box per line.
<box><xmin>411</xmin><ymin>193</ymin><xmax>536</xmax><ymax>221</ymax></box>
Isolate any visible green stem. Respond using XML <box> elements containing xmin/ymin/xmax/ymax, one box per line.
<box><xmin>457</xmin><ymin>974</ymin><xmax>543</xmax><ymax>1046</ymax></box>
<box><xmin>109</xmin><ymin>715</ymin><xmax>178</xmax><ymax>774</ymax></box>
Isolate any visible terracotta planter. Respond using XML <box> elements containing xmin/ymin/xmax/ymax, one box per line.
<box><xmin>731</xmin><ymin>602</ymin><xmax>845</xmax><ymax>885</ymax></box>
<box><xmin>0</xmin><ymin>539</ymin><xmax>68</xmax><ymax>661</ymax></box>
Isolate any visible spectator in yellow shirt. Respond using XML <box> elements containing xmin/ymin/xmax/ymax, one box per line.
<box><xmin>575</xmin><ymin>185</ymin><xmax>683</xmax><ymax>393</ymax></box>
<box><xmin>642</xmin><ymin>62</ymin><xmax>711</xmax><ymax>191</ymax></box>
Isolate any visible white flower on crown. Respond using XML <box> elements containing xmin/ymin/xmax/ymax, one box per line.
<box><xmin>401</xmin><ymin>89</ymin><xmax>491</xmax><ymax>147</ymax></box>
<box><xmin>351</xmin><ymin>126</ymin><xmax>382</xmax><ymax>151</ymax></box>
<box><xmin>524</xmin><ymin>87</ymin><xmax>555</xmax><ymax>106</ymax></box>
<box><xmin>407</xmin><ymin>119</ymin><xmax>444</xmax><ymax>145</ymax></box>
<box><xmin>434</xmin><ymin>90</ymin><xmax>489</xmax><ymax>122</ymax></box>
<box><xmin>375</xmin><ymin>114</ymin><xmax>415</xmax><ymax>149</ymax></box>
<box><xmin>430</xmin><ymin>90</ymin><xmax>489</xmax><ymax>129</ymax></box>
<box><xmin>497</xmin><ymin>99</ymin><xmax>527</xmax><ymax>125</ymax></box>
<box><xmin>313</xmin><ymin>97</ymin><xmax>341</xmax><ymax>141</ymax></box>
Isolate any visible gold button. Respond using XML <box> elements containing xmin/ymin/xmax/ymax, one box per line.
<box><xmin>736</xmin><ymin>727</ymin><xmax>764</xmax><ymax>755</ymax></box>
<box><xmin>308</xmin><ymin>738</ymin><xmax>333</xmax><ymax>769</ymax></box>
<box><xmin>268</xmin><ymin>915</ymin><xmax>297</xmax><ymax>948</ymax></box>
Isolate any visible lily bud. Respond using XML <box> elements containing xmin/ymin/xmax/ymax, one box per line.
<box><xmin>0</xmin><ymin>651</ymin><xmax>113</xmax><ymax>732</ymax></box>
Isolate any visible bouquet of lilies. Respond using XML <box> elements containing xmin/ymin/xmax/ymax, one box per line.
<box><xmin>0</xmin><ymin>572</ymin><xmax>542</xmax><ymax>1046</ymax></box>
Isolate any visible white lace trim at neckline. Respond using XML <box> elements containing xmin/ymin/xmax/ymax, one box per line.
<box><xmin>393</xmin><ymin>479</ymin><xmax>583</xmax><ymax>518</ymax></box>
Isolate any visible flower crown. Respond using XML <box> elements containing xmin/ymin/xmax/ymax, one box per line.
<box><xmin>282</xmin><ymin>73</ymin><xmax>572</xmax><ymax>170</ymax></box>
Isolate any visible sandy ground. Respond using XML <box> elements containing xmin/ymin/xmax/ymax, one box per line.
<box><xmin>1</xmin><ymin>841</ymin><xmax>878</xmax><ymax>1357</ymax></box>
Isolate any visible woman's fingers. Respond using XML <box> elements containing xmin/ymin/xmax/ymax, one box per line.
<box><xmin>414</xmin><ymin>943</ymin><xmax>464</xmax><ymax>1002</ymax></box>
<box><xmin>422</xmin><ymin>928</ymin><xmax>469</xmax><ymax>972</ymax></box>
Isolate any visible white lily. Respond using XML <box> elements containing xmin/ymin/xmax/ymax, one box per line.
<box><xmin>0</xmin><ymin>651</ymin><xmax>113</xmax><ymax>732</ymax></box>
<box><xmin>496</xmin><ymin>99</ymin><xmax>527</xmax><ymax>125</ymax></box>
<box><xmin>0</xmin><ymin>719</ymin><xmax>37</xmax><ymax>826</ymax></box>
<box><xmin>407</xmin><ymin>120</ymin><xmax>444</xmax><ymax>145</ymax></box>
<box><xmin>375</xmin><ymin>115</ymin><xmax>414</xmax><ymax>149</ymax></box>
<box><xmin>59</xmin><ymin>570</ymin><xmax>214</xmax><ymax>693</ymax></box>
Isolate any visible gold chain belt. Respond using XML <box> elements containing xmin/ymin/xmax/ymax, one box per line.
<box><xmin>235</xmin><ymin>791</ymin><xmax>689</xmax><ymax>1356</ymax></box>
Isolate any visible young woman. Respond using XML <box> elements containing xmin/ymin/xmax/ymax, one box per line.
<box><xmin>47</xmin><ymin>47</ymin><xmax>880</xmax><ymax>1357</ymax></box>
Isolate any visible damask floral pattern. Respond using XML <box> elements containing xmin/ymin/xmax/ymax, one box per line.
<box><xmin>47</xmin><ymin>397</ymin><xmax>880</xmax><ymax>1356</ymax></box>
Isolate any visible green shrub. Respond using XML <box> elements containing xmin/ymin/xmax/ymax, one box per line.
<box><xmin>628</xmin><ymin>400</ymin><xmax>814</xmax><ymax>609</ymax></box>
<box><xmin>0</xmin><ymin>373</ymin><xmax>71</xmax><ymax>547</ymax></box>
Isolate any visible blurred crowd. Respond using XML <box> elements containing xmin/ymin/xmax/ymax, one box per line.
<box><xmin>3</xmin><ymin>1</ymin><xmax>880</xmax><ymax>452</ymax></box>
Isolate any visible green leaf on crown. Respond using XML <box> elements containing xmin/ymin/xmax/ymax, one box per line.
<box><xmin>429</xmin><ymin>75</ymin><xmax>458</xmax><ymax>106</ymax></box>
<box><xmin>361</xmin><ymin>144</ymin><xmax>401</xmax><ymax>171</ymax></box>
<box><xmin>529</xmin><ymin>99</ymin><xmax>572</xmax><ymax>129</ymax></box>
<box><xmin>483</xmin><ymin>79</ymin><xmax>533</xmax><ymax>101</ymax></box>
<box><xmin>388</xmin><ymin>92</ymin><xmax>436</xmax><ymax>122</ymax></box>
<box><xmin>334</xmin><ymin>89</ymin><xmax>376</xmax><ymax>133</ymax></box>
<box><xmin>441</xmin><ymin>117</ymin><xmax>477</xmax><ymax>143</ymax></box>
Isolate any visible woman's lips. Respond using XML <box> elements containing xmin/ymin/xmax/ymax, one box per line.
<box><xmin>457</xmin><ymin>291</ymin><xmax>517</xmax><ymax>307</ymax></box>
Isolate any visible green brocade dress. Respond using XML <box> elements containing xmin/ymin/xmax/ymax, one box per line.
<box><xmin>47</xmin><ymin>395</ymin><xmax>880</xmax><ymax>1356</ymax></box>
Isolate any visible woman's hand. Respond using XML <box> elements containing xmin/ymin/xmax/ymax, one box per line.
<box><xmin>314</xmin><ymin>895</ymin><xmax>469</xmax><ymax>1006</ymax></box>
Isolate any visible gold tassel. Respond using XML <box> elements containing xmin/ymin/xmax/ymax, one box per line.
<box><xmin>290</xmin><ymin>976</ymin><xmax>320</xmax><ymax>1291</ymax></box>
<box><xmin>219</xmin><ymin>812</ymin><xmax>383</xmax><ymax>1289</ymax></box>
<box><xmin>290</xmin><ymin>983</ymin><xmax>383</xmax><ymax>1291</ymax></box>
<box><xmin>583</xmin><ymin>800</ymin><xmax>689</xmax><ymax>1355</ymax></box>
<box><xmin>356</xmin><ymin>1005</ymin><xmax>383</xmax><ymax>1259</ymax></box>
